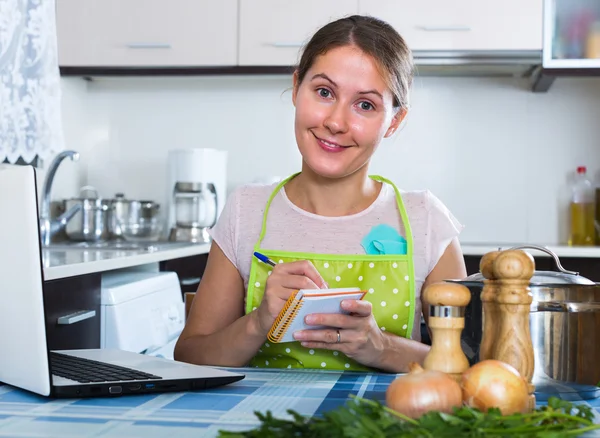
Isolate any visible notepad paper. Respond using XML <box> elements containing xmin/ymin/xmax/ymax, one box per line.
<box><xmin>267</xmin><ymin>287</ymin><xmax>366</xmax><ymax>343</ymax></box>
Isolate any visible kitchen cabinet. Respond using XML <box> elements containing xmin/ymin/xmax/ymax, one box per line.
<box><xmin>43</xmin><ymin>273</ymin><xmax>101</xmax><ymax>351</ymax></box>
<box><xmin>358</xmin><ymin>0</ymin><xmax>543</xmax><ymax>51</ymax></box>
<box><xmin>238</xmin><ymin>0</ymin><xmax>359</xmax><ymax>66</ymax></box>
<box><xmin>56</xmin><ymin>0</ymin><xmax>238</xmax><ymax>67</ymax></box>
<box><xmin>542</xmin><ymin>0</ymin><xmax>600</xmax><ymax>69</ymax></box>
<box><xmin>160</xmin><ymin>253</ymin><xmax>208</xmax><ymax>295</ymax></box>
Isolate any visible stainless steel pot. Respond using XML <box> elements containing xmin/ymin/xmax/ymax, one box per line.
<box><xmin>109</xmin><ymin>193</ymin><xmax>161</xmax><ymax>241</ymax></box>
<box><xmin>64</xmin><ymin>186</ymin><xmax>111</xmax><ymax>242</ymax></box>
<box><xmin>451</xmin><ymin>245</ymin><xmax>600</xmax><ymax>399</ymax></box>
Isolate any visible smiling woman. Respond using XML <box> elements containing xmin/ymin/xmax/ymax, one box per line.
<box><xmin>174</xmin><ymin>15</ymin><xmax>467</xmax><ymax>373</ymax></box>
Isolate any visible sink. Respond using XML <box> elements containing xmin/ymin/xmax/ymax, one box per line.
<box><xmin>44</xmin><ymin>241</ymin><xmax>196</xmax><ymax>252</ymax></box>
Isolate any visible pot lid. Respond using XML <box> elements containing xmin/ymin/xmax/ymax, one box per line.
<box><xmin>461</xmin><ymin>244</ymin><xmax>596</xmax><ymax>286</ymax></box>
<box><xmin>68</xmin><ymin>185</ymin><xmax>102</xmax><ymax>201</ymax></box>
<box><xmin>111</xmin><ymin>193</ymin><xmax>159</xmax><ymax>208</ymax></box>
<box><xmin>463</xmin><ymin>270</ymin><xmax>595</xmax><ymax>285</ymax></box>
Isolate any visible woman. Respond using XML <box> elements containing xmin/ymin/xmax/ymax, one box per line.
<box><xmin>174</xmin><ymin>15</ymin><xmax>467</xmax><ymax>373</ymax></box>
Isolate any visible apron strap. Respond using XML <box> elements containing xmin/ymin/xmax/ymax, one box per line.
<box><xmin>368</xmin><ymin>175</ymin><xmax>414</xmax><ymax>256</ymax></box>
<box><xmin>255</xmin><ymin>173</ymin><xmax>299</xmax><ymax>249</ymax></box>
<box><xmin>255</xmin><ymin>173</ymin><xmax>415</xmax><ymax>258</ymax></box>
<box><xmin>366</xmin><ymin>175</ymin><xmax>417</xmax><ymax>337</ymax></box>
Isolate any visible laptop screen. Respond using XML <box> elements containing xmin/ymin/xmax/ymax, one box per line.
<box><xmin>0</xmin><ymin>165</ymin><xmax>52</xmax><ymax>395</ymax></box>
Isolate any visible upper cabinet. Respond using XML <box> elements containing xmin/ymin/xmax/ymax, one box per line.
<box><xmin>358</xmin><ymin>0</ymin><xmax>543</xmax><ymax>51</ymax></box>
<box><xmin>238</xmin><ymin>0</ymin><xmax>359</xmax><ymax>66</ymax></box>
<box><xmin>56</xmin><ymin>0</ymin><xmax>547</xmax><ymax>84</ymax></box>
<box><xmin>56</xmin><ymin>0</ymin><xmax>238</xmax><ymax>67</ymax></box>
<box><xmin>543</xmin><ymin>0</ymin><xmax>600</xmax><ymax>69</ymax></box>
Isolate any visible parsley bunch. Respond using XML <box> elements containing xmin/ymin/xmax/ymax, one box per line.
<box><xmin>218</xmin><ymin>396</ymin><xmax>600</xmax><ymax>437</ymax></box>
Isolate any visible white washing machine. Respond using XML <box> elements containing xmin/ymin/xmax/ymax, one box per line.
<box><xmin>100</xmin><ymin>271</ymin><xmax>185</xmax><ymax>360</ymax></box>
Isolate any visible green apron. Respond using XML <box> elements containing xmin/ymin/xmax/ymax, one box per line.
<box><xmin>246</xmin><ymin>174</ymin><xmax>416</xmax><ymax>371</ymax></box>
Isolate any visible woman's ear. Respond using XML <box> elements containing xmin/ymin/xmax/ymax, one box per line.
<box><xmin>384</xmin><ymin>108</ymin><xmax>408</xmax><ymax>138</ymax></box>
<box><xmin>292</xmin><ymin>71</ymin><xmax>299</xmax><ymax>107</ymax></box>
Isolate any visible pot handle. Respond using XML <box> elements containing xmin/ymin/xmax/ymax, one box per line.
<box><xmin>535</xmin><ymin>301</ymin><xmax>600</xmax><ymax>313</ymax></box>
<box><xmin>508</xmin><ymin>244</ymin><xmax>579</xmax><ymax>276</ymax></box>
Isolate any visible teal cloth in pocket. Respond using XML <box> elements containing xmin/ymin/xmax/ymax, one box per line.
<box><xmin>361</xmin><ymin>224</ymin><xmax>407</xmax><ymax>255</ymax></box>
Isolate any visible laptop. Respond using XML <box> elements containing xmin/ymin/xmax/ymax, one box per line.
<box><xmin>0</xmin><ymin>165</ymin><xmax>244</xmax><ymax>398</ymax></box>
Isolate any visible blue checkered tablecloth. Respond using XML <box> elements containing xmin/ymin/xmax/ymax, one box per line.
<box><xmin>0</xmin><ymin>368</ymin><xmax>598</xmax><ymax>437</ymax></box>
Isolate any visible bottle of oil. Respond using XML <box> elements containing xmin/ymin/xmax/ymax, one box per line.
<box><xmin>568</xmin><ymin>166</ymin><xmax>595</xmax><ymax>246</ymax></box>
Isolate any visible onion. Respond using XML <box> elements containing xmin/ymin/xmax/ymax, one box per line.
<box><xmin>386</xmin><ymin>362</ymin><xmax>463</xmax><ymax>419</ymax></box>
<box><xmin>461</xmin><ymin>359</ymin><xmax>529</xmax><ymax>415</ymax></box>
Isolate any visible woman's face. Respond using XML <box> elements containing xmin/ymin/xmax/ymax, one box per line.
<box><xmin>292</xmin><ymin>45</ymin><xmax>405</xmax><ymax>180</ymax></box>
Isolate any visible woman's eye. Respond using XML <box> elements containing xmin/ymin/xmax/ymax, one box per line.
<box><xmin>318</xmin><ymin>88</ymin><xmax>331</xmax><ymax>98</ymax></box>
<box><xmin>359</xmin><ymin>101</ymin><xmax>373</xmax><ymax>111</ymax></box>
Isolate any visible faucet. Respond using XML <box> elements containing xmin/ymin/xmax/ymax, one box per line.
<box><xmin>39</xmin><ymin>150</ymin><xmax>82</xmax><ymax>246</ymax></box>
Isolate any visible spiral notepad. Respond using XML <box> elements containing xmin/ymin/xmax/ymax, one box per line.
<box><xmin>267</xmin><ymin>287</ymin><xmax>366</xmax><ymax>343</ymax></box>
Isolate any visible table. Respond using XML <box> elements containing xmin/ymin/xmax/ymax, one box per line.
<box><xmin>0</xmin><ymin>368</ymin><xmax>598</xmax><ymax>437</ymax></box>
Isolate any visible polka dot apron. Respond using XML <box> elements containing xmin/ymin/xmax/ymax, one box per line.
<box><xmin>246</xmin><ymin>174</ymin><xmax>416</xmax><ymax>371</ymax></box>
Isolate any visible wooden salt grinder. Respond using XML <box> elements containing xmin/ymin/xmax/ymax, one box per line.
<box><xmin>480</xmin><ymin>249</ymin><xmax>536</xmax><ymax>412</ymax></box>
<box><xmin>422</xmin><ymin>282</ymin><xmax>471</xmax><ymax>382</ymax></box>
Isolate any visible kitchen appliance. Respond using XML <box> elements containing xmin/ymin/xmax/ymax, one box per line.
<box><xmin>109</xmin><ymin>193</ymin><xmax>162</xmax><ymax>241</ymax></box>
<box><xmin>166</xmin><ymin>148</ymin><xmax>227</xmax><ymax>243</ymax></box>
<box><xmin>0</xmin><ymin>164</ymin><xmax>244</xmax><ymax>399</ymax></box>
<box><xmin>100</xmin><ymin>271</ymin><xmax>184</xmax><ymax>359</ymax></box>
<box><xmin>452</xmin><ymin>245</ymin><xmax>600</xmax><ymax>400</ymax></box>
<box><xmin>64</xmin><ymin>186</ymin><xmax>111</xmax><ymax>242</ymax></box>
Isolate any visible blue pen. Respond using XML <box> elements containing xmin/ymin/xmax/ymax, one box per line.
<box><xmin>253</xmin><ymin>251</ymin><xmax>277</xmax><ymax>267</ymax></box>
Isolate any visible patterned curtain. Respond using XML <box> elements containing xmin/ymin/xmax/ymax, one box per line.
<box><xmin>0</xmin><ymin>0</ymin><xmax>64</xmax><ymax>165</ymax></box>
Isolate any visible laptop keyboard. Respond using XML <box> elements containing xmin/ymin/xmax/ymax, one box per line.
<box><xmin>50</xmin><ymin>352</ymin><xmax>163</xmax><ymax>383</ymax></box>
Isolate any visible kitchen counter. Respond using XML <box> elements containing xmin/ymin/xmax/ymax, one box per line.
<box><xmin>40</xmin><ymin>240</ymin><xmax>600</xmax><ymax>281</ymax></box>
<box><xmin>461</xmin><ymin>243</ymin><xmax>600</xmax><ymax>258</ymax></box>
<box><xmin>0</xmin><ymin>367</ymin><xmax>597</xmax><ymax>437</ymax></box>
<box><xmin>42</xmin><ymin>241</ymin><xmax>211</xmax><ymax>280</ymax></box>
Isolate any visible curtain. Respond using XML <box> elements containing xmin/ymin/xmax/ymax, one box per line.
<box><xmin>0</xmin><ymin>0</ymin><xmax>64</xmax><ymax>165</ymax></box>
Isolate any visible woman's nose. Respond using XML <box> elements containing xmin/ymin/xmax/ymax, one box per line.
<box><xmin>323</xmin><ymin>103</ymin><xmax>349</xmax><ymax>134</ymax></box>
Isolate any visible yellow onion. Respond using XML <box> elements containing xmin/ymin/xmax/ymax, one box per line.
<box><xmin>461</xmin><ymin>359</ymin><xmax>529</xmax><ymax>415</ymax></box>
<box><xmin>386</xmin><ymin>362</ymin><xmax>463</xmax><ymax>419</ymax></box>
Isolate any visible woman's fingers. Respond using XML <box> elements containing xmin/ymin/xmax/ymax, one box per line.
<box><xmin>272</xmin><ymin>260</ymin><xmax>328</xmax><ymax>289</ymax></box>
<box><xmin>340</xmin><ymin>299</ymin><xmax>372</xmax><ymax>317</ymax></box>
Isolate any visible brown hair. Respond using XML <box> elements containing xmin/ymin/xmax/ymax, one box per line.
<box><xmin>296</xmin><ymin>15</ymin><xmax>414</xmax><ymax>110</ymax></box>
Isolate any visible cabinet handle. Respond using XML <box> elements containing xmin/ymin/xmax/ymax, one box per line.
<box><xmin>125</xmin><ymin>43</ymin><xmax>172</xmax><ymax>49</ymax></box>
<box><xmin>418</xmin><ymin>25</ymin><xmax>471</xmax><ymax>32</ymax></box>
<box><xmin>57</xmin><ymin>310</ymin><xmax>96</xmax><ymax>325</ymax></box>
<box><xmin>269</xmin><ymin>42</ymin><xmax>304</xmax><ymax>48</ymax></box>
<box><xmin>180</xmin><ymin>277</ymin><xmax>201</xmax><ymax>286</ymax></box>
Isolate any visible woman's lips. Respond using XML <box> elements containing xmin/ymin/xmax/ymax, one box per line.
<box><xmin>314</xmin><ymin>135</ymin><xmax>352</xmax><ymax>153</ymax></box>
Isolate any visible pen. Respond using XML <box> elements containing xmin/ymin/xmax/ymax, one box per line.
<box><xmin>253</xmin><ymin>251</ymin><xmax>277</xmax><ymax>267</ymax></box>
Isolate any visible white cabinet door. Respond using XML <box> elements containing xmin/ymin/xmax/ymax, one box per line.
<box><xmin>239</xmin><ymin>0</ymin><xmax>359</xmax><ymax>66</ymax></box>
<box><xmin>359</xmin><ymin>0</ymin><xmax>542</xmax><ymax>51</ymax></box>
<box><xmin>56</xmin><ymin>0</ymin><xmax>238</xmax><ymax>67</ymax></box>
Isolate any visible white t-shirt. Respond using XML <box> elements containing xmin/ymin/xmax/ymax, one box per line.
<box><xmin>209</xmin><ymin>180</ymin><xmax>464</xmax><ymax>341</ymax></box>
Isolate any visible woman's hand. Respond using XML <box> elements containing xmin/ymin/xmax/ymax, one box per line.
<box><xmin>292</xmin><ymin>299</ymin><xmax>387</xmax><ymax>368</ymax></box>
<box><xmin>254</xmin><ymin>260</ymin><xmax>328</xmax><ymax>337</ymax></box>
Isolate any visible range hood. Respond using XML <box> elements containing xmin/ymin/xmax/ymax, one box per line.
<box><xmin>61</xmin><ymin>49</ymin><xmax>548</xmax><ymax>91</ymax></box>
<box><xmin>412</xmin><ymin>50</ymin><xmax>542</xmax><ymax>78</ymax></box>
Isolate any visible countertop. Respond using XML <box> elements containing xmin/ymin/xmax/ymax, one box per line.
<box><xmin>0</xmin><ymin>367</ymin><xmax>598</xmax><ymax>437</ymax></box>
<box><xmin>40</xmin><ymin>240</ymin><xmax>600</xmax><ymax>282</ymax></box>
<box><xmin>42</xmin><ymin>241</ymin><xmax>211</xmax><ymax>281</ymax></box>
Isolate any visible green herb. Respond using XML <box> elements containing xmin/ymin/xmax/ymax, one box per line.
<box><xmin>218</xmin><ymin>396</ymin><xmax>600</xmax><ymax>437</ymax></box>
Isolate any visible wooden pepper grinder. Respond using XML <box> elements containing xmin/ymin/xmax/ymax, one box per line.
<box><xmin>479</xmin><ymin>249</ymin><xmax>536</xmax><ymax>411</ymax></box>
<box><xmin>479</xmin><ymin>251</ymin><xmax>501</xmax><ymax>362</ymax></box>
<box><xmin>422</xmin><ymin>282</ymin><xmax>471</xmax><ymax>382</ymax></box>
